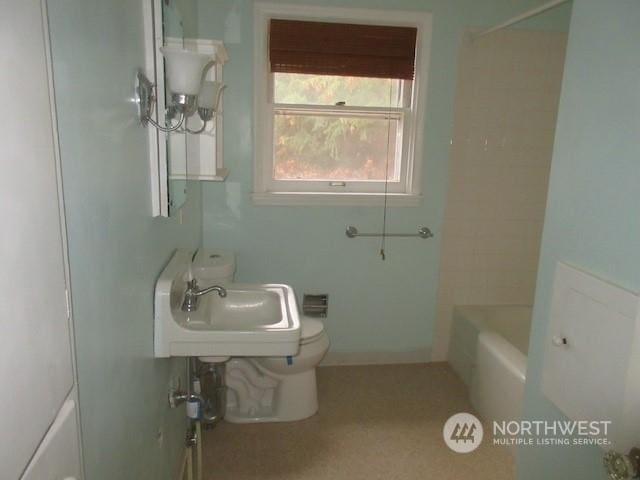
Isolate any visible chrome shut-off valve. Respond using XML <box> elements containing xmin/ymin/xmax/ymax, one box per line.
<box><xmin>604</xmin><ymin>448</ymin><xmax>640</xmax><ymax>480</ymax></box>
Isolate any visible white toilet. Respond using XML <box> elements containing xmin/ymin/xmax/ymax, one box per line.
<box><xmin>192</xmin><ymin>249</ymin><xmax>330</xmax><ymax>423</ymax></box>
<box><xmin>225</xmin><ymin>316</ymin><xmax>329</xmax><ymax>423</ymax></box>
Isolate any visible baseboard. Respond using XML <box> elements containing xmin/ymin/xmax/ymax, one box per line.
<box><xmin>321</xmin><ymin>348</ymin><xmax>431</xmax><ymax>366</ymax></box>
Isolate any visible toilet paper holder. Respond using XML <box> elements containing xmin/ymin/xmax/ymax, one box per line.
<box><xmin>303</xmin><ymin>294</ymin><xmax>328</xmax><ymax>317</ymax></box>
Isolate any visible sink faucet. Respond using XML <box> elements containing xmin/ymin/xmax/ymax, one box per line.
<box><xmin>181</xmin><ymin>279</ymin><xmax>227</xmax><ymax>312</ymax></box>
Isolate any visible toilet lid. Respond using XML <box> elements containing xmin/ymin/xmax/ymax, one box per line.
<box><xmin>300</xmin><ymin>317</ymin><xmax>324</xmax><ymax>343</ymax></box>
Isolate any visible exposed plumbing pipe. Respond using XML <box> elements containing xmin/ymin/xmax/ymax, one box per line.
<box><xmin>199</xmin><ymin>402</ymin><xmax>224</xmax><ymax>425</ymax></box>
<box><xmin>181</xmin><ymin>359</ymin><xmax>228</xmax><ymax>480</ymax></box>
<box><xmin>187</xmin><ymin>447</ymin><xmax>193</xmax><ymax>480</ymax></box>
<box><xmin>194</xmin><ymin>360</ymin><xmax>226</xmax><ymax>426</ymax></box>
<box><xmin>195</xmin><ymin>422</ymin><xmax>202</xmax><ymax>480</ymax></box>
<box><xmin>177</xmin><ymin>445</ymin><xmax>193</xmax><ymax>480</ymax></box>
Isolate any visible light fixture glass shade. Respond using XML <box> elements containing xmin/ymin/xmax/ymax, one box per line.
<box><xmin>198</xmin><ymin>81</ymin><xmax>224</xmax><ymax>109</ymax></box>
<box><xmin>160</xmin><ymin>47</ymin><xmax>213</xmax><ymax>96</ymax></box>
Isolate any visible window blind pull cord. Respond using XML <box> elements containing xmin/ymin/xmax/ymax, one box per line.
<box><xmin>380</xmin><ymin>82</ymin><xmax>393</xmax><ymax>261</ymax></box>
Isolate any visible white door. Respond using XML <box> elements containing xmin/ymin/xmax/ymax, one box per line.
<box><xmin>0</xmin><ymin>1</ymin><xmax>81</xmax><ymax>479</ymax></box>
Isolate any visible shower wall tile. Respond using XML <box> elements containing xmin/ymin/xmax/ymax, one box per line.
<box><xmin>432</xmin><ymin>30</ymin><xmax>567</xmax><ymax>361</ymax></box>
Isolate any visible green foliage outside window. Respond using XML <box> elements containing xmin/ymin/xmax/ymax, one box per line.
<box><xmin>273</xmin><ymin>73</ymin><xmax>401</xmax><ymax>180</ymax></box>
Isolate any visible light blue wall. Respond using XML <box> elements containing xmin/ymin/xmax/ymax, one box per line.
<box><xmin>165</xmin><ymin>0</ymin><xmax>200</xmax><ymax>38</ymax></box>
<box><xmin>197</xmin><ymin>0</ymin><xmax>570</xmax><ymax>358</ymax></box>
<box><xmin>518</xmin><ymin>1</ymin><xmax>640</xmax><ymax>478</ymax></box>
<box><xmin>47</xmin><ymin>1</ymin><xmax>202</xmax><ymax>479</ymax></box>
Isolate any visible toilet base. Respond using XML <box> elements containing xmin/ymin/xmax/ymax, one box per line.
<box><xmin>225</xmin><ymin>365</ymin><xmax>319</xmax><ymax>423</ymax></box>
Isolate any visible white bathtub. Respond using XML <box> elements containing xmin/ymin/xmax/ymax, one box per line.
<box><xmin>448</xmin><ymin>305</ymin><xmax>532</xmax><ymax>424</ymax></box>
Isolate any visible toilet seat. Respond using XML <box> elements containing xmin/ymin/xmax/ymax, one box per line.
<box><xmin>300</xmin><ymin>317</ymin><xmax>325</xmax><ymax>345</ymax></box>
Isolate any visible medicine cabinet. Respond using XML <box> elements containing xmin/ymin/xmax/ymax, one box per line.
<box><xmin>143</xmin><ymin>0</ymin><xmax>228</xmax><ymax>218</ymax></box>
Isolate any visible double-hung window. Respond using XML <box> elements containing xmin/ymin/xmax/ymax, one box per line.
<box><xmin>254</xmin><ymin>4</ymin><xmax>432</xmax><ymax>206</ymax></box>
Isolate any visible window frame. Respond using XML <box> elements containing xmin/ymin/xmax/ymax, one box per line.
<box><xmin>253</xmin><ymin>3</ymin><xmax>432</xmax><ymax>207</ymax></box>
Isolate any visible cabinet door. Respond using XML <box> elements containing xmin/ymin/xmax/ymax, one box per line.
<box><xmin>0</xmin><ymin>1</ymin><xmax>77</xmax><ymax>478</ymax></box>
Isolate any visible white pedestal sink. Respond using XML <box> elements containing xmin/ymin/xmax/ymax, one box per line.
<box><xmin>154</xmin><ymin>250</ymin><xmax>301</xmax><ymax>358</ymax></box>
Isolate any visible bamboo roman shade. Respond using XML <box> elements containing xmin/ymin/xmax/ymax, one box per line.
<box><xmin>269</xmin><ymin>19</ymin><xmax>418</xmax><ymax>80</ymax></box>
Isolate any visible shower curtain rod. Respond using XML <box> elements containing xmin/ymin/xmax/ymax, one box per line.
<box><xmin>473</xmin><ymin>0</ymin><xmax>570</xmax><ymax>39</ymax></box>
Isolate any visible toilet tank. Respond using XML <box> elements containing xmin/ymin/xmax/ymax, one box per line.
<box><xmin>192</xmin><ymin>249</ymin><xmax>236</xmax><ymax>284</ymax></box>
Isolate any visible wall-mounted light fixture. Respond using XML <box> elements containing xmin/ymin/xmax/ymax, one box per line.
<box><xmin>135</xmin><ymin>47</ymin><xmax>224</xmax><ymax>134</ymax></box>
<box><xmin>185</xmin><ymin>80</ymin><xmax>226</xmax><ymax>134</ymax></box>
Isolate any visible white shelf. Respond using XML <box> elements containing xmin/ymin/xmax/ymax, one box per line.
<box><xmin>168</xmin><ymin>168</ymin><xmax>229</xmax><ymax>182</ymax></box>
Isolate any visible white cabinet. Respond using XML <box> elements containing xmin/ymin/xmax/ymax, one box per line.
<box><xmin>143</xmin><ymin>0</ymin><xmax>229</xmax><ymax>217</ymax></box>
<box><xmin>542</xmin><ymin>262</ymin><xmax>640</xmax><ymax>451</ymax></box>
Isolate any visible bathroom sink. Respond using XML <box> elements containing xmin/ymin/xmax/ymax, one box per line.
<box><xmin>154</xmin><ymin>250</ymin><xmax>301</xmax><ymax>358</ymax></box>
<box><xmin>181</xmin><ymin>287</ymin><xmax>285</xmax><ymax>331</ymax></box>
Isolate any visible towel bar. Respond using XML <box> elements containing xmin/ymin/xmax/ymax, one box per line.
<box><xmin>345</xmin><ymin>225</ymin><xmax>433</xmax><ymax>239</ymax></box>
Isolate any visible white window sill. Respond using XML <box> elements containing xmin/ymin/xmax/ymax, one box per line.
<box><xmin>251</xmin><ymin>192</ymin><xmax>422</xmax><ymax>207</ymax></box>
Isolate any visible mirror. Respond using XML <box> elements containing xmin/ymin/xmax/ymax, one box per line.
<box><xmin>142</xmin><ymin>0</ymin><xmax>224</xmax><ymax>217</ymax></box>
<box><xmin>161</xmin><ymin>0</ymin><xmax>188</xmax><ymax>215</ymax></box>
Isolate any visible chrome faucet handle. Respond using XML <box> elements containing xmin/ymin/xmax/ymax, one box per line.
<box><xmin>181</xmin><ymin>279</ymin><xmax>226</xmax><ymax>312</ymax></box>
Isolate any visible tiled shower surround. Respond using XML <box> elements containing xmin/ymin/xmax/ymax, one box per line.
<box><xmin>432</xmin><ymin>29</ymin><xmax>567</xmax><ymax>360</ymax></box>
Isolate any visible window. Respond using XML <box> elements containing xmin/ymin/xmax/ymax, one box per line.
<box><xmin>254</xmin><ymin>4</ymin><xmax>432</xmax><ymax>206</ymax></box>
